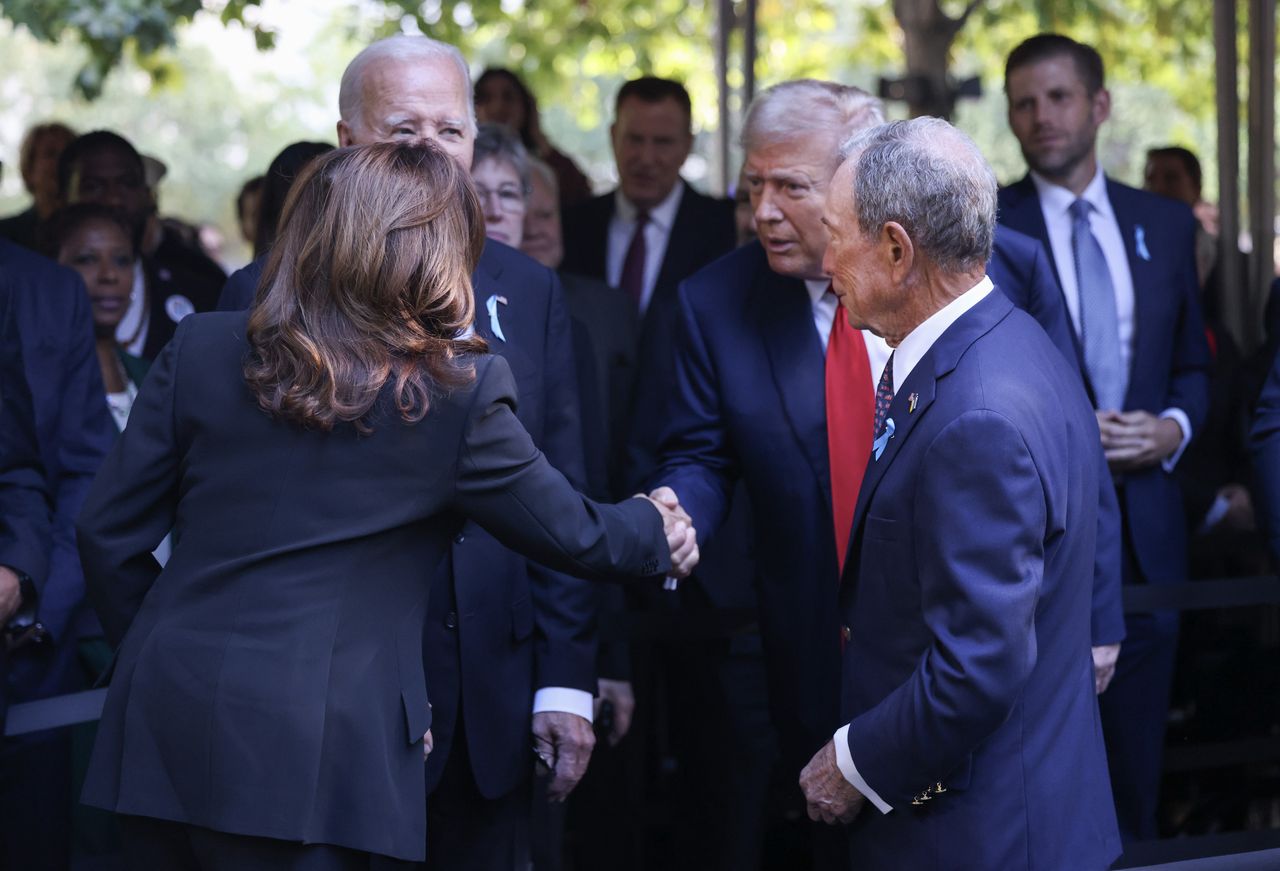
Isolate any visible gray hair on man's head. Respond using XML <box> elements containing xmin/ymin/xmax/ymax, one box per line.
<box><xmin>339</xmin><ymin>35</ymin><xmax>477</xmax><ymax>133</ymax></box>
<box><xmin>741</xmin><ymin>79</ymin><xmax>885</xmax><ymax>158</ymax></box>
<box><xmin>474</xmin><ymin>123</ymin><xmax>531</xmax><ymax>195</ymax></box>
<box><xmin>527</xmin><ymin>156</ymin><xmax>559</xmax><ymax>198</ymax></box>
<box><xmin>839</xmin><ymin>117</ymin><xmax>996</xmax><ymax>272</ymax></box>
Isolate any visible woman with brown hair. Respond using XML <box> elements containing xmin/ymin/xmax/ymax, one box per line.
<box><xmin>75</xmin><ymin>141</ymin><xmax>696</xmax><ymax>870</ymax></box>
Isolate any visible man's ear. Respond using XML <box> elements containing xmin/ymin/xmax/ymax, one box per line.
<box><xmin>1092</xmin><ymin>88</ymin><xmax>1111</xmax><ymax>126</ymax></box>
<box><xmin>883</xmin><ymin>221</ymin><xmax>914</xmax><ymax>281</ymax></box>
<box><xmin>336</xmin><ymin>120</ymin><xmax>354</xmax><ymax>148</ymax></box>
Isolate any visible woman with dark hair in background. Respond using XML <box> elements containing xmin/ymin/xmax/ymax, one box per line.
<box><xmin>76</xmin><ymin>140</ymin><xmax>696</xmax><ymax>869</ymax></box>
<box><xmin>252</xmin><ymin>140</ymin><xmax>334</xmax><ymax>259</ymax></box>
<box><xmin>474</xmin><ymin>68</ymin><xmax>592</xmax><ymax>207</ymax></box>
<box><xmin>45</xmin><ymin>204</ymin><xmax>149</xmax><ymax>433</ymax></box>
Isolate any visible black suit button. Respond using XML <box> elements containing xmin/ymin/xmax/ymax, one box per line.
<box><xmin>454</xmin><ymin>533</ymin><xmax>466</xmax><ymax>544</ymax></box>
<box><xmin>445</xmin><ymin>611</ymin><xmax>459</xmax><ymax>630</ymax></box>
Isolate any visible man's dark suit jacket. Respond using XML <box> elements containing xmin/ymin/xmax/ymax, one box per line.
<box><xmin>998</xmin><ymin>175</ymin><xmax>1211</xmax><ymax>584</ymax></box>
<box><xmin>217</xmin><ymin>240</ymin><xmax>595</xmax><ymax>801</ymax></box>
<box><xmin>560</xmin><ymin>272</ymin><xmax>640</xmax><ymax>500</ymax></box>
<box><xmin>138</xmin><ymin>232</ymin><xmax>224</xmax><ymax>360</ymax></box>
<box><xmin>561</xmin><ymin>182</ymin><xmax>736</xmax><ymax>442</ymax></box>
<box><xmin>0</xmin><ymin>207</ymin><xmax>40</xmax><ymax>251</ymax></box>
<box><xmin>0</xmin><ymin>240</ymin><xmax>114</xmax><ymax>680</ymax></box>
<box><xmin>0</xmin><ymin>287</ymin><xmax>53</xmax><ymax>726</ymax></box>
<box><xmin>560</xmin><ymin>182</ymin><xmax>736</xmax><ymax>319</ymax></box>
<box><xmin>76</xmin><ymin>313</ymin><xmax>668</xmax><ymax>862</ymax></box>
<box><xmin>641</xmin><ymin>231</ymin><xmax>1124</xmax><ymax>786</ymax></box>
<box><xmin>838</xmin><ymin>291</ymin><xmax>1119</xmax><ymax>870</ymax></box>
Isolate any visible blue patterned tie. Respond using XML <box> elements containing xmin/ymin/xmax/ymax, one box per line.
<box><xmin>1070</xmin><ymin>198</ymin><xmax>1126</xmax><ymax>410</ymax></box>
<box><xmin>873</xmin><ymin>352</ymin><xmax>894</xmax><ymax>438</ymax></box>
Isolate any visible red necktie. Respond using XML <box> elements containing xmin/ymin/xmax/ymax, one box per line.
<box><xmin>619</xmin><ymin>211</ymin><xmax>649</xmax><ymax>308</ymax></box>
<box><xmin>825</xmin><ymin>294</ymin><xmax>874</xmax><ymax>573</ymax></box>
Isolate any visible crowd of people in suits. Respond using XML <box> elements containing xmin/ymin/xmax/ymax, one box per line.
<box><xmin>0</xmin><ymin>23</ymin><xmax>1277</xmax><ymax>871</ymax></box>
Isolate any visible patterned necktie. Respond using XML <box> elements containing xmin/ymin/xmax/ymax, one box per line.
<box><xmin>1070</xmin><ymin>199</ymin><xmax>1126</xmax><ymax>410</ymax></box>
<box><xmin>619</xmin><ymin>211</ymin><xmax>650</xmax><ymax>308</ymax></box>
<box><xmin>873</xmin><ymin>352</ymin><xmax>895</xmax><ymax>439</ymax></box>
<box><xmin>824</xmin><ymin>293</ymin><xmax>873</xmax><ymax>572</ymax></box>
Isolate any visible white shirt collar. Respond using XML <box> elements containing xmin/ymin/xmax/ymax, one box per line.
<box><xmin>615</xmin><ymin>181</ymin><xmax>685</xmax><ymax>232</ymax></box>
<box><xmin>804</xmin><ymin>278</ymin><xmax>831</xmax><ymax>305</ymax></box>
<box><xmin>888</xmin><ymin>275</ymin><xmax>994</xmax><ymax>394</ymax></box>
<box><xmin>1029</xmin><ymin>164</ymin><xmax>1113</xmax><ymax>223</ymax></box>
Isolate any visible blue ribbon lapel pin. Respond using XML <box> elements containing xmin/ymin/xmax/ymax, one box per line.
<box><xmin>486</xmin><ymin>294</ymin><xmax>509</xmax><ymax>341</ymax></box>
<box><xmin>873</xmin><ymin>417</ymin><xmax>895</xmax><ymax>461</ymax></box>
<box><xmin>1134</xmin><ymin>225</ymin><xmax>1151</xmax><ymax>262</ymax></box>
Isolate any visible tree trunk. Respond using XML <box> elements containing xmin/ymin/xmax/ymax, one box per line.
<box><xmin>893</xmin><ymin>0</ymin><xmax>983</xmax><ymax>119</ymax></box>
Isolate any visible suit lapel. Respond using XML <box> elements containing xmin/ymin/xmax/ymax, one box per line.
<box><xmin>471</xmin><ymin>243</ymin><xmax>504</xmax><ymax>343</ymax></box>
<box><xmin>581</xmin><ymin>196</ymin><xmax>612</xmax><ymax>281</ymax></box>
<box><xmin>1001</xmin><ymin>176</ymin><xmax>1064</xmax><ymax>290</ymax></box>
<box><xmin>1105</xmin><ymin>178</ymin><xmax>1151</xmax><ymax>404</ymax></box>
<box><xmin>843</xmin><ymin>292</ymin><xmax>1016</xmax><ymax>574</ymax></box>
<box><xmin>650</xmin><ymin>182</ymin><xmax>697</xmax><ymax>311</ymax></box>
<box><xmin>757</xmin><ymin>269</ymin><xmax>832</xmax><ymax>508</ymax></box>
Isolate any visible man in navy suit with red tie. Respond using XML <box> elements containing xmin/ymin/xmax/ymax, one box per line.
<box><xmin>638</xmin><ymin>79</ymin><xmax>1124</xmax><ymax>870</ymax></box>
<box><xmin>799</xmin><ymin>115</ymin><xmax>1119</xmax><ymax>871</ymax></box>
<box><xmin>997</xmin><ymin>34</ymin><xmax>1210</xmax><ymax>842</ymax></box>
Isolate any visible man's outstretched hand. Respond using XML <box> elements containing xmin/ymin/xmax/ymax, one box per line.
<box><xmin>642</xmin><ymin>487</ymin><xmax>699</xmax><ymax>579</ymax></box>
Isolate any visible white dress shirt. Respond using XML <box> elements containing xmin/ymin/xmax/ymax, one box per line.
<box><xmin>606</xmin><ymin>183</ymin><xmax>685</xmax><ymax>316</ymax></box>
<box><xmin>804</xmin><ymin>279</ymin><xmax>891</xmax><ymax>386</ymax></box>
<box><xmin>1030</xmin><ymin>168</ymin><xmax>1191</xmax><ymax>471</ymax></box>
<box><xmin>830</xmin><ymin>275</ymin><xmax>994</xmax><ymax>815</ymax></box>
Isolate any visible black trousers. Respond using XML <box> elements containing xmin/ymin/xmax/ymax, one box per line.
<box><xmin>118</xmin><ymin>815</ymin><xmax>418</xmax><ymax>871</ymax></box>
<box><xmin>425</xmin><ymin>723</ymin><xmax>530</xmax><ymax>871</ymax></box>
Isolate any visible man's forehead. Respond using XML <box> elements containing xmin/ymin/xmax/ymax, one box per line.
<box><xmin>363</xmin><ymin>57</ymin><xmax>468</xmax><ymax>106</ymax></box>
<box><xmin>1009</xmin><ymin>56</ymin><xmax>1084</xmax><ymax>91</ymax></box>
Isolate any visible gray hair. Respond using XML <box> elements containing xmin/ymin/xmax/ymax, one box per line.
<box><xmin>474</xmin><ymin>123</ymin><xmax>530</xmax><ymax>195</ymax></box>
<box><xmin>839</xmin><ymin>117</ymin><xmax>996</xmax><ymax>272</ymax></box>
<box><xmin>527</xmin><ymin>156</ymin><xmax>559</xmax><ymax>198</ymax></box>
<box><xmin>741</xmin><ymin>79</ymin><xmax>885</xmax><ymax>157</ymax></box>
<box><xmin>339</xmin><ymin>35</ymin><xmax>477</xmax><ymax>134</ymax></box>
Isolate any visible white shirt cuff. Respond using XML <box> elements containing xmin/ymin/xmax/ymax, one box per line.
<box><xmin>1199</xmin><ymin>492</ymin><xmax>1231</xmax><ymax>533</ymax></box>
<box><xmin>1159</xmin><ymin>408</ymin><xmax>1192</xmax><ymax>473</ymax></box>
<box><xmin>833</xmin><ymin>724</ymin><xmax>893</xmax><ymax>814</ymax></box>
<box><xmin>532</xmin><ymin>687</ymin><xmax>595</xmax><ymax>723</ymax></box>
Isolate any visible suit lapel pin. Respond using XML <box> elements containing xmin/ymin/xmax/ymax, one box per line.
<box><xmin>873</xmin><ymin>418</ymin><xmax>895</xmax><ymax>461</ymax></box>
<box><xmin>1134</xmin><ymin>225</ymin><xmax>1151</xmax><ymax>262</ymax></box>
<box><xmin>486</xmin><ymin>294</ymin><xmax>508</xmax><ymax>342</ymax></box>
<box><xmin>908</xmin><ymin>393</ymin><xmax>918</xmax><ymax>414</ymax></box>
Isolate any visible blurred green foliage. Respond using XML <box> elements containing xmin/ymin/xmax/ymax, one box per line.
<box><xmin>0</xmin><ymin>0</ymin><xmax>1232</xmax><ymax>267</ymax></box>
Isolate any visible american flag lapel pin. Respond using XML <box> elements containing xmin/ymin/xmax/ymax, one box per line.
<box><xmin>908</xmin><ymin>392</ymin><xmax>918</xmax><ymax>414</ymax></box>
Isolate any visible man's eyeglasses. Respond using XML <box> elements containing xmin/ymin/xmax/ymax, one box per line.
<box><xmin>475</xmin><ymin>184</ymin><xmax>528</xmax><ymax>214</ymax></box>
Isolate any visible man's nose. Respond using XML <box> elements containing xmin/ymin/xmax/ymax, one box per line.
<box><xmin>754</xmin><ymin>190</ymin><xmax>781</xmax><ymax>224</ymax></box>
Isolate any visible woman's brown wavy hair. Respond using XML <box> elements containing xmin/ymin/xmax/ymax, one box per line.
<box><xmin>244</xmin><ymin>141</ymin><xmax>488</xmax><ymax>431</ymax></box>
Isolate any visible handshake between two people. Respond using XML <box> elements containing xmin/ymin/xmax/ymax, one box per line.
<box><xmin>638</xmin><ymin>486</ymin><xmax>700</xmax><ymax>581</ymax></box>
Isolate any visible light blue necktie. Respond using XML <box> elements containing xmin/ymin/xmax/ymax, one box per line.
<box><xmin>1070</xmin><ymin>199</ymin><xmax>1126</xmax><ymax>410</ymax></box>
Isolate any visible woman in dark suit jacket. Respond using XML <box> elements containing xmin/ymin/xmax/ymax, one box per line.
<box><xmin>76</xmin><ymin>142</ymin><xmax>695</xmax><ymax>870</ymax></box>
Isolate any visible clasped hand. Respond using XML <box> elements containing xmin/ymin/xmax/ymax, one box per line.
<box><xmin>640</xmin><ymin>486</ymin><xmax>699</xmax><ymax>579</ymax></box>
<box><xmin>1097</xmin><ymin>410</ymin><xmax>1182</xmax><ymax>472</ymax></box>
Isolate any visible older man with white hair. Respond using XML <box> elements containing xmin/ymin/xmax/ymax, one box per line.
<box><xmin>217</xmin><ymin>34</ymin><xmax>605</xmax><ymax>871</ymax></box>
<box><xmin>635</xmin><ymin>77</ymin><xmax>1123</xmax><ymax>869</ymax></box>
<box><xmin>798</xmin><ymin>117</ymin><xmax>1120</xmax><ymax>871</ymax></box>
